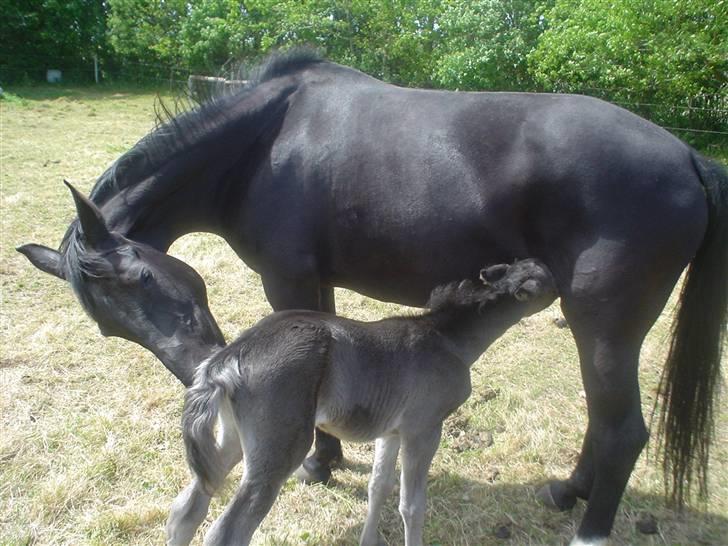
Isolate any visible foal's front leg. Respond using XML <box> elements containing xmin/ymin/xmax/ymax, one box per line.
<box><xmin>399</xmin><ymin>426</ymin><xmax>442</xmax><ymax>546</ymax></box>
<box><xmin>167</xmin><ymin>405</ymin><xmax>242</xmax><ymax>546</ymax></box>
<box><xmin>360</xmin><ymin>435</ymin><xmax>401</xmax><ymax>546</ymax></box>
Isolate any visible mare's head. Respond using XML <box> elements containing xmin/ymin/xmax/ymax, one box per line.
<box><xmin>428</xmin><ymin>258</ymin><xmax>558</xmax><ymax>316</ymax></box>
<box><xmin>17</xmin><ymin>183</ymin><xmax>225</xmax><ymax>385</ymax></box>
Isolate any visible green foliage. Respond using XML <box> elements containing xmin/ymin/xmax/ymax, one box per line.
<box><xmin>529</xmin><ymin>0</ymin><xmax>728</xmax><ymax>107</ymax></box>
<box><xmin>106</xmin><ymin>0</ymin><xmax>188</xmax><ymax>65</ymax></box>
<box><xmin>3</xmin><ymin>0</ymin><xmax>725</xmax><ymax>135</ymax></box>
<box><xmin>0</xmin><ymin>90</ymin><xmax>26</xmax><ymax>105</ymax></box>
<box><xmin>243</xmin><ymin>0</ymin><xmax>444</xmax><ymax>87</ymax></box>
<box><xmin>0</xmin><ymin>0</ymin><xmax>107</xmax><ymax>83</ymax></box>
<box><xmin>434</xmin><ymin>0</ymin><xmax>552</xmax><ymax>90</ymax></box>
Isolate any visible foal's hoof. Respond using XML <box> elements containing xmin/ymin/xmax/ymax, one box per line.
<box><xmin>295</xmin><ymin>456</ymin><xmax>333</xmax><ymax>485</ymax></box>
<box><xmin>537</xmin><ymin>481</ymin><xmax>577</xmax><ymax>511</ymax></box>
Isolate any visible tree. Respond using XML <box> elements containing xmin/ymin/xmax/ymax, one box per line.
<box><xmin>433</xmin><ymin>0</ymin><xmax>552</xmax><ymax>90</ymax></box>
<box><xmin>0</xmin><ymin>0</ymin><xmax>108</xmax><ymax>83</ymax></box>
<box><xmin>255</xmin><ymin>0</ymin><xmax>444</xmax><ymax>87</ymax></box>
<box><xmin>106</xmin><ymin>0</ymin><xmax>188</xmax><ymax>66</ymax></box>
<box><xmin>529</xmin><ymin>0</ymin><xmax>728</xmax><ymax>105</ymax></box>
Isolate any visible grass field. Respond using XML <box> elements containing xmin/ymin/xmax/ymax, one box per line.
<box><xmin>1</xmin><ymin>86</ymin><xmax>726</xmax><ymax>546</ymax></box>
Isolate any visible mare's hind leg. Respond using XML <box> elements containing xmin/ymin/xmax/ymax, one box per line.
<box><xmin>167</xmin><ymin>404</ymin><xmax>242</xmax><ymax>546</ymax></box>
<box><xmin>564</xmin><ymin>324</ymin><xmax>648</xmax><ymax>545</ymax></box>
<box><xmin>549</xmin><ymin>262</ymin><xmax>685</xmax><ymax>545</ymax></box>
<box><xmin>360</xmin><ymin>434</ymin><xmax>401</xmax><ymax>546</ymax></box>
<box><xmin>539</xmin><ymin>425</ymin><xmax>594</xmax><ymax>511</ymax></box>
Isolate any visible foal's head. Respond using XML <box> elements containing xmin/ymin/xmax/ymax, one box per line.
<box><xmin>480</xmin><ymin>258</ymin><xmax>558</xmax><ymax>312</ymax></box>
<box><xmin>17</xmin><ymin>183</ymin><xmax>225</xmax><ymax>384</ymax></box>
<box><xmin>428</xmin><ymin>258</ymin><xmax>558</xmax><ymax>316</ymax></box>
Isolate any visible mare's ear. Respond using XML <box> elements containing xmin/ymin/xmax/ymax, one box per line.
<box><xmin>513</xmin><ymin>279</ymin><xmax>542</xmax><ymax>302</ymax></box>
<box><xmin>480</xmin><ymin>264</ymin><xmax>509</xmax><ymax>284</ymax></box>
<box><xmin>17</xmin><ymin>244</ymin><xmax>66</xmax><ymax>280</ymax></box>
<box><xmin>65</xmin><ymin>180</ymin><xmax>111</xmax><ymax>248</ymax></box>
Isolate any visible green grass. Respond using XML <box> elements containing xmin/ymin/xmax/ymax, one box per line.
<box><xmin>1</xmin><ymin>86</ymin><xmax>726</xmax><ymax>545</ymax></box>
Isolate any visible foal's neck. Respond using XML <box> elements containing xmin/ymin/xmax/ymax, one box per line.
<box><xmin>426</xmin><ymin>299</ymin><xmax>526</xmax><ymax>367</ymax></box>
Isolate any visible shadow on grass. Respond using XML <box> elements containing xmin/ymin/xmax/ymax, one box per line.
<box><xmin>322</xmin><ymin>471</ymin><xmax>728</xmax><ymax>546</ymax></box>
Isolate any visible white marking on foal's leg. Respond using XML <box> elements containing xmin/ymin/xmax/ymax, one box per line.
<box><xmin>167</xmin><ymin>402</ymin><xmax>243</xmax><ymax>546</ymax></box>
<box><xmin>569</xmin><ymin>536</ymin><xmax>609</xmax><ymax>546</ymax></box>
<box><xmin>166</xmin><ymin>480</ymin><xmax>212</xmax><ymax>546</ymax></box>
<box><xmin>399</xmin><ymin>427</ymin><xmax>442</xmax><ymax>546</ymax></box>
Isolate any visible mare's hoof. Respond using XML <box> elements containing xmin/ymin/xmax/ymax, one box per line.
<box><xmin>295</xmin><ymin>456</ymin><xmax>333</xmax><ymax>485</ymax></box>
<box><xmin>537</xmin><ymin>481</ymin><xmax>577</xmax><ymax>511</ymax></box>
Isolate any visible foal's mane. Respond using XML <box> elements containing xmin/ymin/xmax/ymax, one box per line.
<box><xmin>59</xmin><ymin>49</ymin><xmax>324</xmax><ymax>257</ymax></box>
<box><xmin>426</xmin><ymin>280</ymin><xmax>499</xmax><ymax>314</ymax></box>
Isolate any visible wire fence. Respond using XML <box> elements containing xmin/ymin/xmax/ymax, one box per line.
<box><xmin>2</xmin><ymin>57</ymin><xmax>726</xmax><ymax>140</ymax></box>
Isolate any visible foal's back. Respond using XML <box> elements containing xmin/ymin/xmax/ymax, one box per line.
<box><xmin>229</xmin><ymin>310</ymin><xmax>470</xmax><ymax>442</ymax></box>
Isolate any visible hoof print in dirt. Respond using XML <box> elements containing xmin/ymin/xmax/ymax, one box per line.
<box><xmin>493</xmin><ymin>522</ymin><xmax>512</xmax><ymax>539</ymax></box>
<box><xmin>552</xmin><ymin>317</ymin><xmax>569</xmax><ymax>329</ymax></box>
<box><xmin>636</xmin><ymin>512</ymin><xmax>658</xmax><ymax>535</ymax></box>
<box><xmin>451</xmin><ymin>430</ymin><xmax>494</xmax><ymax>452</ymax></box>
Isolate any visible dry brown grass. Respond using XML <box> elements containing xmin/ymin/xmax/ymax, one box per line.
<box><xmin>1</xmin><ymin>87</ymin><xmax>726</xmax><ymax>545</ymax></box>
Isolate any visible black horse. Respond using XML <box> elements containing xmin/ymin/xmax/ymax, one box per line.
<box><xmin>18</xmin><ymin>51</ymin><xmax>727</xmax><ymax>545</ymax></box>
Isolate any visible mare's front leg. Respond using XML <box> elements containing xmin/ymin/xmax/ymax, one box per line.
<box><xmin>360</xmin><ymin>435</ymin><xmax>401</xmax><ymax>546</ymax></box>
<box><xmin>263</xmin><ymin>273</ymin><xmax>343</xmax><ymax>483</ymax></box>
<box><xmin>399</xmin><ymin>426</ymin><xmax>442</xmax><ymax>546</ymax></box>
<box><xmin>167</xmin><ymin>404</ymin><xmax>242</xmax><ymax>546</ymax></box>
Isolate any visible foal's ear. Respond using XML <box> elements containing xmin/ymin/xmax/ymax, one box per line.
<box><xmin>17</xmin><ymin>244</ymin><xmax>66</xmax><ymax>280</ymax></box>
<box><xmin>480</xmin><ymin>264</ymin><xmax>509</xmax><ymax>284</ymax></box>
<box><xmin>65</xmin><ymin>180</ymin><xmax>111</xmax><ymax>248</ymax></box>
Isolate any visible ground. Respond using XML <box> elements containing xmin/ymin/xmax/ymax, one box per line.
<box><xmin>1</xmin><ymin>86</ymin><xmax>726</xmax><ymax>545</ymax></box>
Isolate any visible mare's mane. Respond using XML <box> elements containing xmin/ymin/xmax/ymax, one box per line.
<box><xmin>91</xmin><ymin>48</ymin><xmax>322</xmax><ymax>206</ymax></box>
<box><xmin>59</xmin><ymin>49</ymin><xmax>324</xmax><ymax>256</ymax></box>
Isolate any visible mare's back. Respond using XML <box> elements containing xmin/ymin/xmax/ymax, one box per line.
<box><xmin>259</xmin><ymin>63</ymin><xmax>702</xmax><ymax>304</ymax></box>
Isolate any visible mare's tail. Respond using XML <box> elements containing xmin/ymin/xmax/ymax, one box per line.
<box><xmin>182</xmin><ymin>352</ymin><xmax>242</xmax><ymax>496</ymax></box>
<box><xmin>655</xmin><ymin>152</ymin><xmax>728</xmax><ymax>505</ymax></box>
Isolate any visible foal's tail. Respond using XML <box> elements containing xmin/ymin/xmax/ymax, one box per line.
<box><xmin>182</xmin><ymin>351</ymin><xmax>242</xmax><ymax>496</ymax></box>
<box><xmin>655</xmin><ymin>152</ymin><xmax>728</xmax><ymax>506</ymax></box>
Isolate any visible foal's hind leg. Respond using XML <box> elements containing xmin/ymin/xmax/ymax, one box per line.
<box><xmin>360</xmin><ymin>435</ymin><xmax>401</xmax><ymax>546</ymax></box>
<box><xmin>203</xmin><ymin>426</ymin><xmax>314</xmax><ymax>546</ymax></box>
<box><xmin>203</xmin><ymin>383</ymin><xmax>318</xmax><ymax>545</ymax></box>
<box><xmin>167</xmin><ymin>404</ymin><xmax>242</xmax><ymax>546</ymax></box>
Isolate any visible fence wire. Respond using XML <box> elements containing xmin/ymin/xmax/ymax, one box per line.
<box><xmin>2</xmin><ymin>58</ymin><xmax>726</xmax><ymax>138</ymax></box>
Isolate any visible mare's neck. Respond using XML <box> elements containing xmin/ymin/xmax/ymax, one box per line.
<box><xmin>426</xmin><ymin>300</ymin><xmax>526</xmax><ymax>367</ymax></box>
<box><xmin>96</xmin><ymin>79</ymin><xmax>297</xmax><ymax>252</ymax></box>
